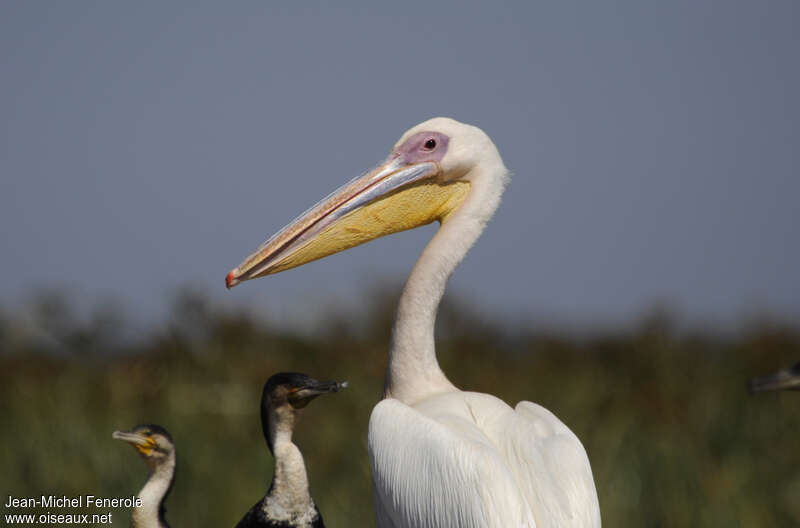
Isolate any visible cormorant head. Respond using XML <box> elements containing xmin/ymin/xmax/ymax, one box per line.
<box><xmin>113</xmin><ymin>424</ymin><xmax>176</xmax><ymax>471</ymax></box>
<box><xmin>260</xmin><ymin>372</ymin><xmax>346</xmax><ymax>453</ymax></box>
<box><xmin>750</xmin><ymin>361</ymin><xmax>800</xmax><ymax>393</ymax></box>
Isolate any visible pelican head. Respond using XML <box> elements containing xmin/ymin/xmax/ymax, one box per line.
<box><xmin>226</xmin><ymin>117</ymin><xmax>507</xmax><ymax>287</ymax></box>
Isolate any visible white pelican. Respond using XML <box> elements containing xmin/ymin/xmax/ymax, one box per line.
<box><xmin>750</xmin><ymin>362</ymin><xmax>800</xmax><ymax>393</ymax></box>
<box><xmin>226</xmin><ymin>117</ymin><xmax>601</xmax><ymax>527</ymax></box>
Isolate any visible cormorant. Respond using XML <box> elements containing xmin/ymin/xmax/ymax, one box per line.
<box><xmin>750</xmin><ymin>361</ymin><xmax>800</xmax><ymax>393</ymax></box>
<box><xmin>235</xmin><ymin>372</ymin><xmax>345</xmax><ymax>528</ymax></box>
<box><xmin>113</xmin><ymin>424</ymin><xmax>176</xmax><ymax>528</ymax></box>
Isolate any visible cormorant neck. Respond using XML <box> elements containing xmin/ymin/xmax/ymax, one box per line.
<box><xmin>385</xmin><ymin>162</ymin><xmax>507</xmax><ymax>404</ymax></box>
<box><xmin>132</xmin><ymin>452</ymin><xmax>175</xmax><ymax>528</ymax></box>
<box><xmin>262</xmin><ymin>433</ymin><xmax>316</xmax><ymax>524</ymax></box>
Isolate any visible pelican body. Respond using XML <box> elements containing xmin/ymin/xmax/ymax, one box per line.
<box><xmin>235</xmin><ymin>372</ymin><xmax>344</xmax><ymax>528</ymax></box>
<box><xmin>226</xmin><ymin>118</ymin><xmax>601</xmax><ymax>527</ymax></box>
<box><xmin>113</xmin><ymin>424</ymin><xmax>176</xmax><ymax>528</ymax></box>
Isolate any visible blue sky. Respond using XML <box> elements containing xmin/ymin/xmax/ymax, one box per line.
<box><xmin>1</xmin><ymin>1</ymin><xmax>797</xmax><ymax>328</ymax></box>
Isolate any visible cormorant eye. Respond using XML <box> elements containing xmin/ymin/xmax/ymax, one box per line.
<box><xmin>423</xmin><ymin>138</ymin><xmax>437</xmax><ymax>150</ymax></box>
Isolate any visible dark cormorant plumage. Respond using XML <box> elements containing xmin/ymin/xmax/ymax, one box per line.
<box><xmin>113</xmin><ymin>424</ymin><xmax>176</xmax><ymax>528</ymax></box>
<box><xmin>235</xmin><ymin>372</ymin><xmax>345</xmax><ymax>528</ymax></box>
<box><xmin>750</xmin><ymin>361</ymin><xmax>800</xmax><ymax>393</ymax></box>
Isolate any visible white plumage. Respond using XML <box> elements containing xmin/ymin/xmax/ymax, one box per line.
<box><xmin>370</xmin><ymin>395</ymin><xmax>599</xmax><ymax>528</ymax></box>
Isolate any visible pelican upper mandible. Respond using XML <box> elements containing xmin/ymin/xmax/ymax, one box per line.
<box><xmin>226</xmin><ymin>117</ymin><xmax>601</xmax><ymax>527</ymax></box>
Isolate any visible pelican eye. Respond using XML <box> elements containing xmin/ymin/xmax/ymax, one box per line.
<box><xmin>423</xmin><ymin>138</ymin><xmax>437</xmax><ymax>150</ymax></box>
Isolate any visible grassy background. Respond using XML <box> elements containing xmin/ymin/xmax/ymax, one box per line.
<box><xmin>1</xmin><ymin>287</ymin><xmax>799</xmax><ymax>527</ymax></box>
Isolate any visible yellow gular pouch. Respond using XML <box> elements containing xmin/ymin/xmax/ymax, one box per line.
<box><xmin>134</xmin><ymin>439</ymin><xmax>156</xmax><ymax>457</ymax></box>
<box><xmin>270</xmin><ymin>180</ymin><xmax>470</xmax><ymax>274</ymax></box>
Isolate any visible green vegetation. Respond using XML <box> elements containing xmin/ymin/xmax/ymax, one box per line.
<box><xmin>1</xmin><ymin>288</ymin><xmax>799</xmax><ymax>527</ymax></box>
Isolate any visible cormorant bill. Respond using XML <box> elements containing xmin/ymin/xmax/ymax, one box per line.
<box><xmin>235</xmin><ymin>372</ymin><xmax>345</xmax><ymax>528</ymax></box>
<box><xmin>750</xmin><ymin>361</ymin><xmax>800</xmax><ymax>393</ymax></box>
<box><xmin>113</xmin><ymin>424</ymin><xmax>176</xmax><ymax>528</ymax></box>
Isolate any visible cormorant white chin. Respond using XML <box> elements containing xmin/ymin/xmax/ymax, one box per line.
<box><xmin>235</xmin><ymin>372</ymin><xmax>345</xmax><ymax>528</ymax></box>
<box><xmin>113</xmin><ymin>424</ymin><xmax>176</xmax><ymax>528</ymax></box>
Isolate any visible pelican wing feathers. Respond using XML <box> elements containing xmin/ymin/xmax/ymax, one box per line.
<box><xmin>369</xmin><ymin>393</ymin><xmax>600</xmax><ymax>528</ymax></box>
